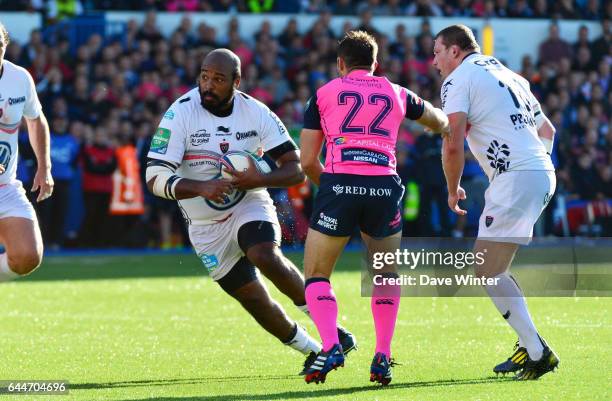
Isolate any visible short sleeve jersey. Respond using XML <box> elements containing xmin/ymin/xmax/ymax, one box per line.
<box><xmin>441</xmin><ymin>53</ymin><xmax>554</xmax><ymax>181</ymax></box>
<box><xmin>304</xmin><ymin>70</ymin><xmax>424</xmax><ymax>176</ymax></box>
<box><xmin>0</xmin><ymin>60</ymin><xmax>43</xmax><ymax>184</ymax></box>
<box><xmin>147</xmin><ymin>88</ymin><xmax>294</xmax><ymax>224</ymax></box>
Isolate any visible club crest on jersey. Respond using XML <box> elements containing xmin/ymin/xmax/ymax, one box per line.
<box><xmin>485</xmin><ymin>216</ymin><xmax>494</xmax><ymax>227</ymax></box>
<box><xmin>220</xmin><ymin>141</ymin><xmax>229</xmax><ymax>153</ymax></box>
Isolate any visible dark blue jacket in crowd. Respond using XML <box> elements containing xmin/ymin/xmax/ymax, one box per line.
<box><xmin>50</xmin><ymin>133</ymin><xmax>80</xmax><ymax>181</ymax></box>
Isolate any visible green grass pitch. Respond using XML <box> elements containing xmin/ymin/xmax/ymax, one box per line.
<box><xmin>0</xmin><ymin>251</ymin><xmax>610</xmax><ymax>401</ymax></box>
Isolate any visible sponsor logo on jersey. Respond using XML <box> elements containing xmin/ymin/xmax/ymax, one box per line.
<box><xmin>317</xmin><ymin>212</ymin><xmax>338</xmax><ymax>231</ymax></box>
<box><xmin>316</xmin><ymin>295</ymin><xmax>336</xmax><ymax>302</ymax></box>
<box><xmin>216</xmin><ymin>126</ymin><xmax>231</xmax><ymax>136</ymax></box>
<box><xmin>269</xmin><ymin>111</ymin><xmax>288</xmax><ymax>136</ymax></box>
<box><xmin>219</xmin><ymin>140</ymin><xmax>229</xmax><ymax>153</ymax></box>
<box><xmin>0</xmin><ymin>142</ymin><xmax>11</xmax><ymax>173</ymax></box>
<box><xmin>0</xmin><ymin>141</ymin><xmax>11</xmax><ymax>174</ymax></box>
<box><xmin>0</xmin><ymin>108</ymin><xmax>3</xmax><ymax>118</ymax></box>
<box><xmin>235</xmin><ymin>130</ymin><xmax>258</xmax><ymax>141</ymax></box>
<box><xmin>509</xmin><ymin>113</ymin><xmax>536</xmax><ymax>130</ymax></box>
<box><xmin>163</xmin><ymin>109</ymin><xmax>175</xmax><ymax>120</ymax></box>
<box><xmin>486</xmin><ymin>140</ymin><xmax>510</xmax><ymax>174</ymax></box>
<box><xmin>199</xmin><ymin>253</ymin><xmax>219</xmax><ymax>272</ymax></box>
<box><xmin>190</xmin><ymin>129</ymin><xmax>210</xmax><ymax>146</ymax></box>
<box><xmin>474</xmin><ymin>58</ymin><xmax>500</xmax><ymax>67</ymax></box>
<box><xmin>331</xmin><ymin>184</ymin><xmax>392</xmax><ymax>197</ymax></box>
<box><xmin>485</xmin><ymin>216</ymin><xmax>494</xmax><ymax>227</ymax></box>
<box><xmin>150</xmin><ymin>128</ymin><xmax>171</xmax><ymax>154</ymax></box>
<box><xmin>8</xmin><ymin>96</ymin><xmax>25</xmax><ymax>105</ymax></box>
<box><xmin>543</xmin><ymin>192</ymin><xmax>552</xmax><ymax>206</ymax></box>
<box><xmin>334</xmin><ymin>137</ymin><xmax>346</xmax><ymax>145</ymax></box>
<box><xmin>341</xmin><ymin>148</ymin><xmax>389</xmax><ymax>166</ymax></box>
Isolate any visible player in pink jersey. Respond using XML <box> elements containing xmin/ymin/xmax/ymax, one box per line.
<box><xmin>299</xmin><ymin>31</ymin><xmax>449</xmax><ymax>385</ymax></box>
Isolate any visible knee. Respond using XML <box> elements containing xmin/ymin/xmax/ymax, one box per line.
<box><xmin>248</xmin><ymin>246</ymin><xmax>283</xmax><ymax>271</ymax></box>
<box><xmin>8</xmin><ymin>249</ymin><xmax>42</xmax><ymax>275</ymax></box>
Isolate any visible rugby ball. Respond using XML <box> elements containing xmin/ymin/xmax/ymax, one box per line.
<box><xmin>220</xmin><ymin>151</ymin><xmax>271</xmax><ymax>180</ymax></box>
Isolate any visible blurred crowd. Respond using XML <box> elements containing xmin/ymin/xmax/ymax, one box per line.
<box><xmin>4</xmin><ymin>10</ymin><xmax>611</xmax><ymax>248</ymax></box>
<box><xmin>0</xmin><ymin>0</ymin><xmax>610</xmax><ymax>21</ymax></box>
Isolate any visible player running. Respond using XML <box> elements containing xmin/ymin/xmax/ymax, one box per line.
<box><xmin>0</xmin><ymin>22</ymin><xmax>53</xmax><ymax>283</ymax></box>
<box><xmin>145</xmin><ymin>49</ymin><xmax>355</xmax><ymax>371</ymax></box>
<box><xmin>433</xmin><ymin>25</ymin><xmax>559</xmax><ymax>380</ymax></box>
<box><xmin>300</xmin><ymin>31</ymin><xmax>449</xmax><ymax>385</ymax></box>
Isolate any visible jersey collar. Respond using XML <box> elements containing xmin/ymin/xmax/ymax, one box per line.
<box><xmin>461</xmin><ymin>52</ymin><xmax>479</xmax><ymax>63</ymax></box>
<box><xmin>346</xmin><ymin>69</ymin><xmax>373</xmax><ymax>78</ymax></box>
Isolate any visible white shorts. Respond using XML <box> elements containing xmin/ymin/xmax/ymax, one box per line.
<box><xmin>0</xmin><ymin>180</ymin><xmax>37</xmax><ymax>221</ymax></box>
<box><xmin>188</xmin><ymin>196</ymin><xmax>279</xmax><ymax>281</ymax></box>
<box><xmin>478</xmin><ymin>170</ymin><xmax>556</xmax><ymax>245</ymax></box>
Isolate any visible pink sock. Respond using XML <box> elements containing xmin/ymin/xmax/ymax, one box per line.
<box><xmin>305</xmin><ymin>278</ymin><xmax>339</xmax><ymax>352</ymax></box>
<box><xmin>371</xmin><ymin>280</ymin><xmax>401</xmax><ymax>357</ymax></box>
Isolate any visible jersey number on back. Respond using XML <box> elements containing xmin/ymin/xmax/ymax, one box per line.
<box><xmin>338</xmin><ymin>91</ymin><xmax>392</xmax><ymax>137</ymax></box>
<box><xmin>498</xmin><ymin>80</ymin><xmax>531</xmax><ymax>112</ymax></box>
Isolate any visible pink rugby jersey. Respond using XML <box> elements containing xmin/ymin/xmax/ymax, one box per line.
<box><xmin>303</xmin><ymin>69</ymin><xmax>425</xmax><ymax>175</ymax></box>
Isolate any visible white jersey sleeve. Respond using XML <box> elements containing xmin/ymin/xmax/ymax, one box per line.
<box><xmin>259</xmin><ymin>108</ymin><xmax>294</xmax><ymax>151</ymax></box>
<box><xmin>148</xmin><ymin>105</ymin><xmax>187</xmax><ymax>164</ymax></box>
<box><xmin>22</xmin><ymin>68</ymin><xmax>42</xmax><ymax>119</ymax></box>
<box><xmin>441</xmin><ymin>72</ymin><xmax>471</xmax><ymax>115</ymax></box>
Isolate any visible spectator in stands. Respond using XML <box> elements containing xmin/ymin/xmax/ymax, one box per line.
<box><xmin>539</xmin><ymin>23</ymin><xmax>573</xmax><ymax>65</ymax></box>
<box><xmin>36</xmin><ymin>117</ymin><xmax>78</xmax><ymax>249</ymax></box>
<box><xmin>80</xmin><ymin>125</ymin><xmax>116</xmax><ymax>247</ymax></box>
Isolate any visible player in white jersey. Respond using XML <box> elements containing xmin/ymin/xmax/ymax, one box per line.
<box><xmin>433</xmin><ymin>25</ymin><xmax>559</xmax><ymax>380</ymax></box>
<box><xmin>0</xmin><ymin>23</ymin><xmax>53</xmax><ymax>282</ymax></box>
<box><xmin>145</xmin><ymin>49</ymin><xmax>356</xmax><ymax>370</ymax></box>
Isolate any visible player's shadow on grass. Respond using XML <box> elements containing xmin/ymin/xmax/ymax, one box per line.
<box><xmin>76</xmin><ymin>375</ymin><xmax>512</xmax><ymax>400</ymax></box>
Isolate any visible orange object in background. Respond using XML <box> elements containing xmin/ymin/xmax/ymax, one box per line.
<box><xmin>110</xmin><ymin>144</ymin><xmax>144</xmax><ymax>215</ymax></box>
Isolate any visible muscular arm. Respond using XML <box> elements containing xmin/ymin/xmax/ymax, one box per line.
<box><xmin>145</xmin><ymin>158</ymin><xmax>233</xmax><ymax>203</ymax></box>
<box><xmin>416</xmin><ymin>100</ymin><xmax>450</xmax><ymax>135</ymax></box>
<box><xmin>299</xmin><ymin>128</ymin><xmax>325</xmax><ymax>186</ymax></box>
<box><xmin>26</xmin><ymin>113</ymin><xmax>54</xmax><ymax>201</ymax></box>
<box><xmin>442</xmin><ymin>112</ymin><xmax>466</xmax><ymax>194</ymax></box>
<box><xmin>537</xmin><ymin>113</ymin><xmax>555</xmax><ymax>154</ymax></box>
<box><xmin>260</xmin><ymin>149</ymin><xmax>305</xmax><ymax>187</ymax></box>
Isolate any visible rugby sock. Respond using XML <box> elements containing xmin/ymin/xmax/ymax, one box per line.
<box><xmin>296</xmin><ymin>302</ymin><xmax>352</xmax><ymax>338</ymax></box>
<box><xmin>484</xmin><ymin>272</ymin><xmax>544</xmax><ymax>360</ymax></box>
<box><xmin>371</xmin><ymin>275</ymin><xmax>401</xmax><ymax>357</ymax></box>
<box><xmin>305</xmin><ymin>278</ymin><xmax>339</xmax><ymax>352</ymax></box>
<box><xmin>0</xmin><ymin>253</ymin><xmax>18</xmax><ymax>282</ymax></box>
<box><xmin>283</xmin><ymin>323</ymin><xmax>322</xmax><ymax>354</ymax></box>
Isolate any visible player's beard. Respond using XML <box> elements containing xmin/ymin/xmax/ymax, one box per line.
<box><xmin>199</xmin><ymin>89</ymin><xmax>234</xmax><ymax>116</ymax></box>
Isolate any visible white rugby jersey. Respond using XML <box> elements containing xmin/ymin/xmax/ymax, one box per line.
<box><xmin>0</xmin><ymin>60</ymin><xmax>42</xmax><ymax>184</ymax></box>
<box><xmin>147</xmin><ymin>88</ymin><xmax>293</xmax><ymax>225</ymax></box>
<box><xmin>441</xmin><ymin>53</ymin><xmax>554</xmax><ymax>181</ymax></box>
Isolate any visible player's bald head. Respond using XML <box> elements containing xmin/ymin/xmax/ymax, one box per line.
<box><xmin>202</xmin><ymin>48</ymin><xmax>241</xmax><ymax>80</ymax></box>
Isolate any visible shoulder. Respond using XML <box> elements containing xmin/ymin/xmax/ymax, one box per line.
<box><xmin>4</xmin><ymin>61</ymin><xmax>33</xmax><ymax>83</ymax></box>
<box><xmin>316</xmin><ymin>77</ymin><xmax>341</xmax><ymax>97</ymax></box>
<box><xmin>168</xmin><ymin>87</ymin><xmax>199</xmax><ymax>115</ymax></box>
<box><xmin>236</xmin><ymin>90</ymin><xmax>272</xmax><ymax>114</ymax></box>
